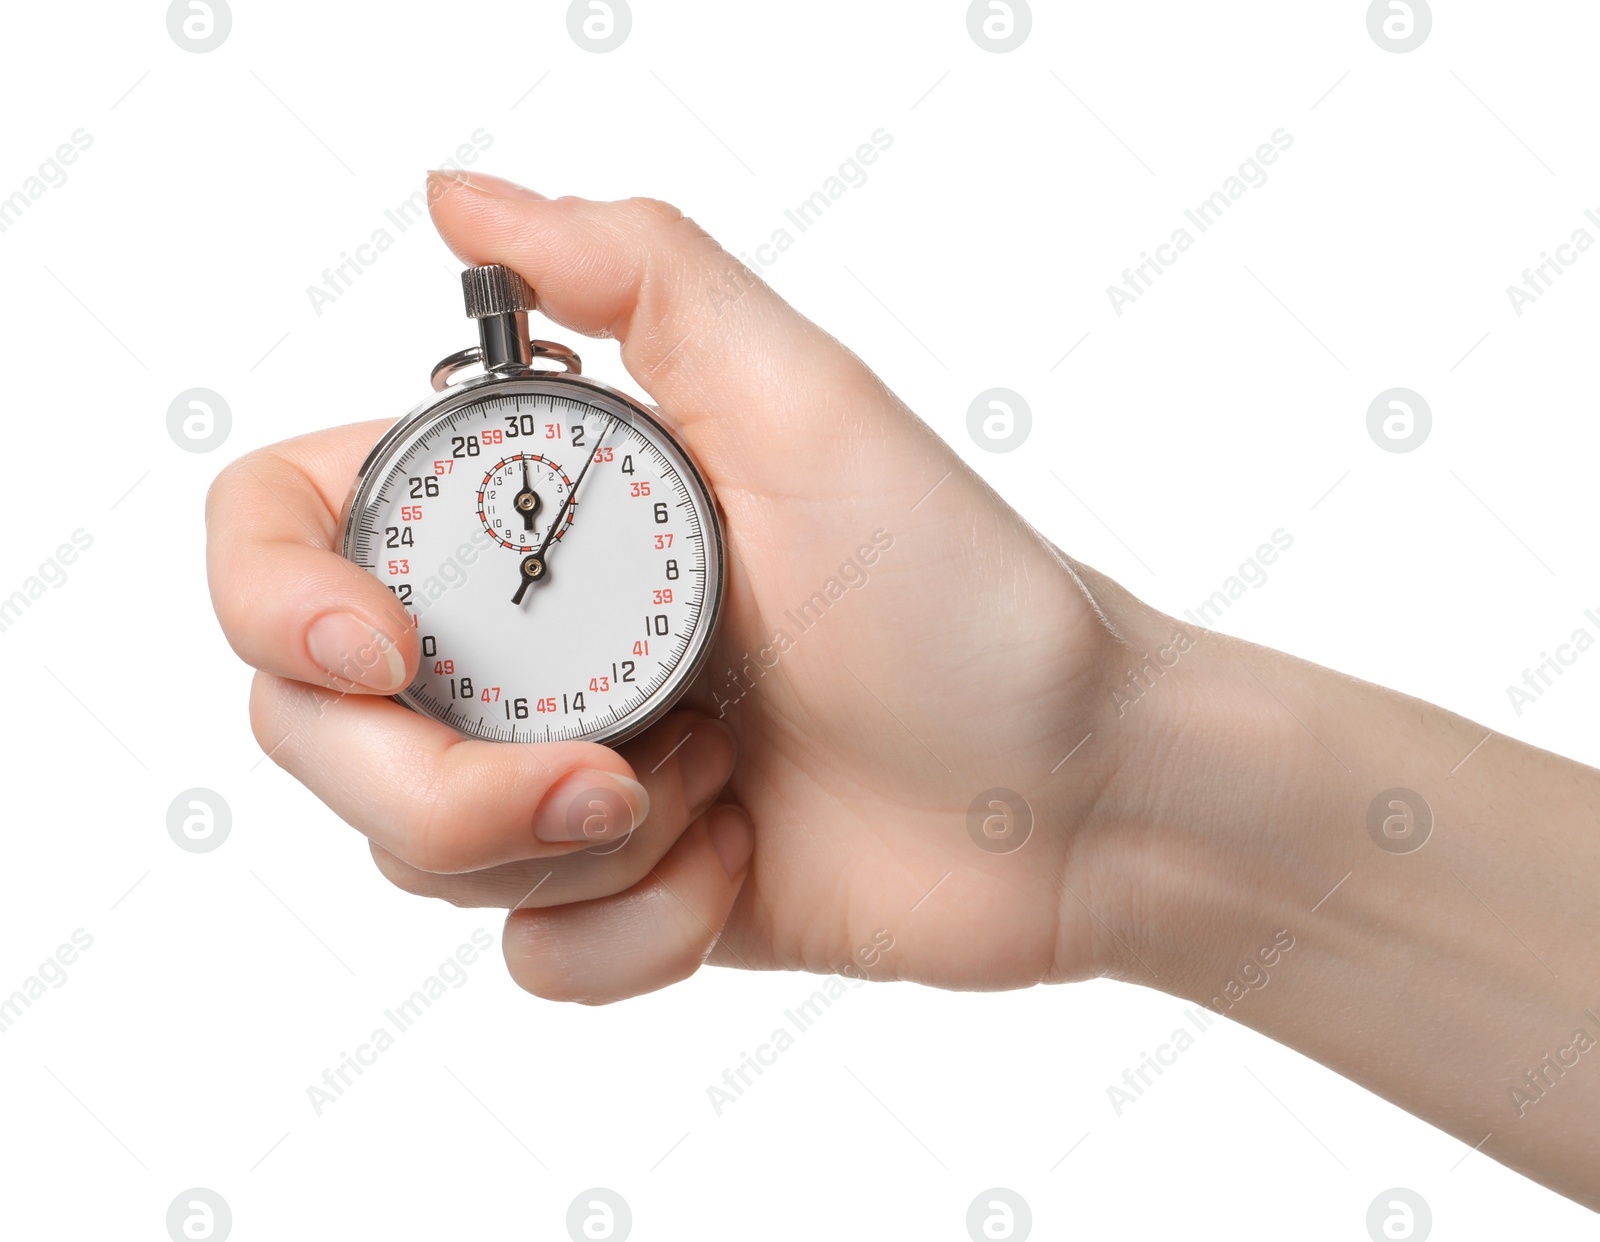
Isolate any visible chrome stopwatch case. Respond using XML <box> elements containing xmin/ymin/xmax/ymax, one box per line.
<box><xmin>339</xmin><ymin>265</ymin><xmax>726</xmax><ymax>746</ymax></box>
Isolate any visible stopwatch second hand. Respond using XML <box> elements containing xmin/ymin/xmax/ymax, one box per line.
<box><xmin>513</xmin><ymin>425</ymin><xmax>609</xmax><ymax>605</ymax></box>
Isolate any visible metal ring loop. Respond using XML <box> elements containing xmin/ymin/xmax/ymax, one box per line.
<box><xmin>430</xmin><ymin>341</ymin><xmax>583</xmax><ymax>393</ymax></box>
<box><xmin>430</xmin><ymin>347</ymin><xmax>483</xmax><ymax>392</ymax></box>
<box><xmin>529</xmin><ymin>340</ymin><xmax>583</xmax><ymax>374</ymax></box>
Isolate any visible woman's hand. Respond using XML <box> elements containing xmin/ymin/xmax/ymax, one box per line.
<box><xmin>207</xmin><ymin>172</ymin><xmax>1600</xmax><ymax>1206</ymax></box>
<box><xmin>206</xmin><ymin>172</ymin><xmax>1154</xmax><ymax>1005</ymax></box>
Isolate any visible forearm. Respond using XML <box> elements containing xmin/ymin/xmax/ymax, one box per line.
<box><xmin>1088</xmin><ymin>583</ymin><xmax>1600</xmax><ymax>1207</ymax></box>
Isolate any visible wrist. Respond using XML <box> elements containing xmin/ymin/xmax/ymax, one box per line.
<box><xmin>1086</xmin><ymin>611</ymin><xmax>1479</xmax><ymax>997</ymax></box>
<box><xmin>1093</xmin><ymin>626</ymin><xmax>1354</xmax><ymax>996</ymax></box>
<box><xmin>1082</xmin><ymin>597</ymin><xmax>1600</xmax><ymax>1204</ymax></box>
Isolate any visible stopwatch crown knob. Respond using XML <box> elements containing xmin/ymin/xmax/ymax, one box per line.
<box><xmin>462</xmin><ymin>264</ymin><xmax>535</xmax><ymax>319</ymax></box>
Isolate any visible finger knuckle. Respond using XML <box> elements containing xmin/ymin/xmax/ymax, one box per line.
<box><xmin>403</xmin><ymin>806</ymin><xmax>470</xmax><ymax>870</ymax></box>
<box><xmin>399</xmin><ymin>756</ymin><xmax>475</xmax><ymax>874</ymax></box>
<box><xmin>621</xmin><ymin>197</ymin><xmax>716</xmax><ymax>253</ymax></box>
<box><xmin>511</xmin><ymin>963</ymin><xmax>627</xmax><ymax>1006</ymax></box>
<box><xmin>203</xmin><ymin>454</ymin><xmax>249</xmax><ymax>526</ymax></box>
<box><xmin>621</xmin><ymin>195</ymin><xmax>686</xmax><ymax>230</ymax></box>
<box><xmin>246</xmin><ymin>674</ymin><xmax>291</xmax><ymax>768</ymax></box>
<box><xmin>521</xmin><ymin>972</ymin><xmax>586</xmax><ymax>1003</ymax></box>
<box><xmin>369</xmin><ymin>842</ymin><xmax>434</xmax><ymax>896</ymax></box>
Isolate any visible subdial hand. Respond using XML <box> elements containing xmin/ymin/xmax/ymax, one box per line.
<box><xmin>512</xmin><ymin>426</ymin><xmax>610</xmax><ymax>605</ymax></box>
<box><xmin>514</xmin><ymin>456</ymin><xmax>540</xmax><ymax>531</ymax></box>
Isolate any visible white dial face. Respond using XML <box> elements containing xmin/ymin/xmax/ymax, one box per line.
<box><xmin>343</xmin><ymin>376</ymin><xmax>723</xmax><ymax>745</ymax></box>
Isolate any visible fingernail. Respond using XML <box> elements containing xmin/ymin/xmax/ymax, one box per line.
<box><xmin>427</xmin><ymin>169</ymin><xmax>548</xmax><ymax>201</ymax></box>
<box><xmin>535</xmin><ymin>769</ymin><xmax>649</xmax><ymax>844</ymax></box>
<box><xmin>678</xmin><ymin>719</ymin><xmax>738</xmax><ymax>813</ymax></box>
<box><xmin>307</xmin><ymin>613</ymin><xmax>407</xmax><ymax>693</ymax></box>
<box><xmin>706</xmin><ymin>807</ymin><xmax>753</xmax><ymax>880</ymax></box>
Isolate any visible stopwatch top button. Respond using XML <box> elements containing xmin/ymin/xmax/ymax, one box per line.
<box><xmin>462</xmin><ymin>264</ymin><xmax>535</xmax><ymax>319</ymax></box>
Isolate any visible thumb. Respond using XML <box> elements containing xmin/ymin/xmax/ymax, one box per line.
<box><xmin>425</xmin><ymin>171</ymin><xmax>939</xmax><ymax>503</ymax></box>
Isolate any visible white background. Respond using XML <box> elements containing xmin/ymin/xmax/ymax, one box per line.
<box><xmin>1</xmin><ymin>0</ymin><xmax>1596</xmax><ymax>1237</ymax></box>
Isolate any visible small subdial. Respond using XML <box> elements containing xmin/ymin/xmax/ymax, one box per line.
<box><xmin>477</xmin><ymin>454</ymin><xmax>575</xmax><ymax>551</ymax></box>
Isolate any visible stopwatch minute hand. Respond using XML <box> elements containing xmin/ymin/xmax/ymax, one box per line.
<box><xmin>512</xmin><ymin>426</ymin><xmax>610</xmax><ymax>605</ymax></box>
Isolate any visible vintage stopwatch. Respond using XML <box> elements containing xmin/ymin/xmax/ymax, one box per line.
<box><xmin>339</xmin><ymin>264</ymin><xmax>726</xmax><ymax>746</ymax></box>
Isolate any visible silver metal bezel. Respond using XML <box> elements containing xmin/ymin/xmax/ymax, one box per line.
<box><xmin>338</xmin><ymin>368</ymin><xmax>727</xmax><ymax>748</ymax></box>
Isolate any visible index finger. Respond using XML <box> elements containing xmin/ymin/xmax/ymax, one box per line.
<box><xmin>205</xmin><ymin>418</ymin><xmax>419</xmax><ymax>694</ymax></box>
